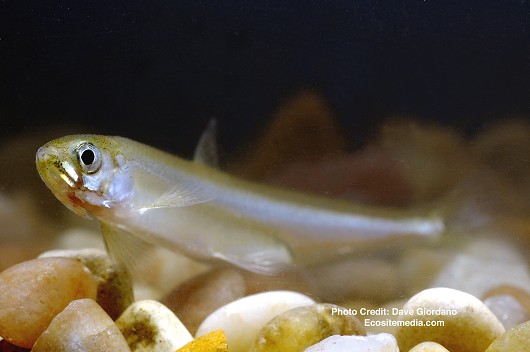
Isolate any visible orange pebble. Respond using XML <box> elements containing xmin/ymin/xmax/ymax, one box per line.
<box><xmin>177</xmin><ymin>330</ymin><xmax>228</xmax><ymax>352</ymax></box>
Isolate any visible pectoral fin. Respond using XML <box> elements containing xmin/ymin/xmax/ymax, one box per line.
<box><xmin>132</xmin><ymin>164</ymin><xmax>214</xmax><ymax>211</ymax></box>
<box><xmin>137</xmin><ymin>184</ymin><xmax>213</xmax><ymax>211</ymax></box>
<box><xmin>101</xmin><ymin>222</ymin><xmax>158</xmax><ymax>283</ymax></box>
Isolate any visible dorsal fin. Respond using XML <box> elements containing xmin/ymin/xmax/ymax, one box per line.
<box><xmin>193</xmin><ymin>119</ymin><xmax>219</xmax><ymax>168</ymax></box>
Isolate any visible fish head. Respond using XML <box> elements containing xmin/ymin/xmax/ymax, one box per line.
<box><xmin>36</xmin><ymin>135</ymin><xmax>134</xmax><ymax>219</ymax></box>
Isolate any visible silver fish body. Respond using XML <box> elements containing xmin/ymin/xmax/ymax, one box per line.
<box><xmin>36</xmin><ymin>134</ymin><xmax>444</xmax><ymax>274</ymax></box>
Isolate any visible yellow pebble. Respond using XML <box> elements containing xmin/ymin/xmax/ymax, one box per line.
<box><xmin>177</xmin><ymin>330</ymin><xmax>228</xmax><ymax>352</ymax></box>
<box><xmin>486</xmin><ymin>320</ymin><xmax>530</xmax><ymax>351</ymax></box>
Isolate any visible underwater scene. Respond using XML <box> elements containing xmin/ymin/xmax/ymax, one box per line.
<box><xmin>1</xmin><ymin>2</ymin><xmax>529</xmax><ymax>351</ymax></box>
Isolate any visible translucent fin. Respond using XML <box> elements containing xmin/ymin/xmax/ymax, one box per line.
<box><xmin>133</xmin><ymin>166</ymin><xmax>215</xmax><ymax>211</ymax></box>
<box><xmin>193</xmin><ymin>119</ymin><xmax>219</xmax><ymax>168</ymax></box>
<box><xmin>101</xmin><ymin>222</ymin><xmax>158</xmax><ymax>283</ymax></box>
<box><xmin>137</xmin><ymin>184</ymin><xmax>213</xmax><ymax>211</ymax></box>
<box><xmin>212</xmin><ymin>242</ymin><xmax>294</xmax><ymax>275</ymax></box>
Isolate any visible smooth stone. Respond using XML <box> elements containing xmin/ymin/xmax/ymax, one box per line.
<box><xmin>115</xmin><ymin>299</ymin><xmax>193</xmax><ymax>352</ymax></box>
<box><xmin>483</xmin><ymin>294</ymin><xmax>530</xmax><ymax>330</ymax></box>
<box><xmin>308</xmin><ymin>258</ymin><xmax>401</xmax><ymax>302</ymax></box>
<box><xmin>196</xmin><ymin>290</ymin><xmax>315</xmax><ymax>352</ymax></box>
<box><xmin>398</xmin><ymin>247</ymin><xmax>453</xmax><ymax>296</ymax></box>
<box><xmin>360</xmin><ymin>299</ymin><xmax>407</xmax><ymax>335</ymax></box>
<box><xmin>161</xmin><ymin>269</ymin><xmax>246</xmax><ymax>335</ymax></box>
<box><xmin>39</xmin><ymin>248</ymin><xmax>134</xmax><ymax>320</ymax></box>
<box><xmin>176</xmin><ymin>330</ymin><xmax>228</xmax><ymax>352</ymax></box>
<box><xmin>0</xmin><ymin>257</ymin><xmax>97</xmax><ymax>348</ymax></box>
<box><xmin>430</xmin><ymin>239</ymin><xmax>530</xmax><ymax>298</ymax></box>
<box><xmin>486</xmin><ymin>320</ymin><xmax>530</xmax><ymax>351</ymax></box>
<box><xmin>0</xmin><ymin>338</ymin><xmax>30</xmax><ymax>351</ymax></box>
<box><xmin>249</xmin><ymin>303</ymin><xmax>365</xmax><ymax>352</ymax></box>
<box><xmin>53</xmin><ymin>227</ymin><xmax>105</xmax><ymax>250</ymax></box>
<box><xmin>395</xmin><ymin>287</ymin><xmax>505</xmax><ymax>352</ymax></box>
<box><xmin>409</xmin><ymin>341</ymin><xmax>450</xmax><ymax>351</ymax></box>
<box><xmin>32</xmin><ymin>298</ymin><xmax>130</xmax><ymax>352</ymax></box>
<box><xmin>483</xmin><ymin>284</ymin><xmax>530</xmax><ymax>314</ymax></box>
<box><xmin>132</xmin><ymin>247</ymin><xmax>209</xmax><ymax>300</ymax></box>
<box><xmin>242</xmin><ymin>270</ymin><xmax>315</xmax><ymax>298</ymax></box>
<box><xmin>304</xmin><ymin>333</ymin><xmax>399</xmax><ymax>352</ymax></box>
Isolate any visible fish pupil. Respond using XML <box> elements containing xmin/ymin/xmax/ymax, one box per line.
<box><xmin>81</xmin><ymin>149</ymin><xmax>95</xmax><ymax>165</ymax></box>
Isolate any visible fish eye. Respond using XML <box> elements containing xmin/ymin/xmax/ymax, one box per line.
<box><xmin>76</xmin><ymin>142</ymin><xmax>102</xmax><ymax>174</ymax></box>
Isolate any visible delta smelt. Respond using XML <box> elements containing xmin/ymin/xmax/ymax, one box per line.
<box><xmin>36</xmin><ymin>126</ymin><xmax>444</xmax><ymax>274</ymax></box>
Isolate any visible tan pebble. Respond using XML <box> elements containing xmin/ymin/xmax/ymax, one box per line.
<box><xmin>39</xmin><ymin>248</ymin><xmax>134</xmax><ymax>320</ymax></box>
<box><xmin>308</xmin><ymin>258</ymin><xmax>401</xmax><ymax>302</ymax></box>
<box><xmin>398</xmin><ymin>247</ymin><xmax>453</xmax><ymax>296</ymax></box>
<box><xmin>486</xmin><ymin>320</ymin><xmax>530</xmax><ymax>351</ymax></box>
<box><xmin>249</xmin><ymin>303</ymin><xmax>365</xmax><ymax>352</ymax></box>
<box><xmin>32</xmin><ymin>298</ymin><xmax>130</xmax><ymax>352</ymax></box>
<box><xmin>0</xmin><ymin>257</ymin><xmax>97</xmax><ymax>348</ymax></box>
<box><xmin>176</xmin><ymin>330</ymin><xmax>228</xmax><ymax>352</ymax></box>
<box><xmin>196</xmin><ymin>290</ymin><xmax>315</xmax><ymax>352</ymax></box>
<box><xmin>133</xmin><ymin>247</ymin><xmax>209</xmax><ymax>298</ymax></box>
<box><xmin>409</xmin><ymin>341</ymin><xmax>450</xmax><ymax>352</ymax></box>
<box><xmin>115</xmin><ymin>299</ymin><xmax>193</xmax><ymax>351</ymax></box>
<box><xmin>0</xmin><ymin>338</ymin><xmax>30</xmax><ymax>351</ymax></box>
<box><xmin>396</xmin><ymin>287</ymin><xmax>505</xmax><ymax>352</ymax></box>
<box><xmin>161</xmin><ymin>269</ymin><xmax>246</xmax><ymax>335</ymax></box>
<box><xmin>242</xmin><ymin>270</ymin><xmax>315</xmax><ymax>297</ymax></box>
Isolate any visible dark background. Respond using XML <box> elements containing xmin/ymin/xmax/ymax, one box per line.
<box><xmin>1</xmin><ymin>1</ymin><xmax>529</xmax><ymax>156</ymax></box>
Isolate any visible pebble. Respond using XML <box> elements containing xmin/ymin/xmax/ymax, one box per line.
<box><xmin>132</xmin><ymin>246</ymin><xmax>209</xmax><ymax>300</ymax></box>
<box><xmin>430</xmin><ymin>239</ymin><xmax>530</xmax><ymax>298</ymax></box>
<box><xmin>395</xmin><ymin>287</ymin><xmax>505</xmax><ymax>352</ymax></box>
<box><xmin>483</xmin><ymin>284</ymin><xmax>530</xmax><ymax>313</ymax></box>
<box><xmin>242</xmin><ymin>270</ymin><xmax>315</xmax><ymax>297</ymax></box>
<box><xmin>486</xmin><ymin>320</ymin><xmax>530</xmax><ymax>351</ymax></box>
<box><xmin>304</xmin><ymin>333</ymin><xmax>399</xmax><ymax>352</ymax></box>
<box><xmin>0</xmin><ymin>338</ymin><xmax>30</xmax><ymax>352</ymax></box>
<box><xmin>398</xmin><ymin>247</ymin><xmax>454</xmax><ymax>296</ymax></box>
<box><xmin>161</xmin><ymin>269</ymin><xmax>246</xmax><ymax>335</ymax></box>
<box><xmin>249</xmin><ymin>303</ymin><xmax>365</xmax><ymax>352</ymax></box>
<box><xmin>32</xmin><ymin>298</ymin><xmax>130</xmax><ymax>352</ymax></box>
<box><xmin>115</xmin><ymin>299</ymin><xmax>193</xmax><ymax>352</ymax></box>
<box><xmin>408</xmin><ymin>341</ymin><xmax>450</xmax><ymax>351</ymax></box>
<box><xmin>308</xmin><ymin>258</ymin><xmax>401</xmax><ymax>302</ymax></box>
<box><xmin>53</xmin><ymin>227</ymin><xmax>105</xmax><ymax>250</ymax></box>
<box><xmin>176</xmin><ymin>330</ymin><xmax>228</xmax><ymax>352</ymax></box>
<box><xmin>39</xmin><ymin>248</ymin><xmax>134</xmax><ymax>320</ymax></box>
<box><xmin>0</xmin><ymin>257</ymin><xmax>98</xmax><ymax>348</ymax></box>
<box><xmin>483</xmin><ymin>294</ymin><xmax>530</xmax><ymax>330</ymax></box>
<box><xmin>196</xmin><ymin>290</ymin><xmax>315</xmax><ymax>352</ymax></box>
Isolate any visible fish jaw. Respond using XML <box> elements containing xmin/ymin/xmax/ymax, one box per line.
<box><xmin>36</xmin><ymin>144</ymin><xmax>91</xmax><ymax>218</ymax></box>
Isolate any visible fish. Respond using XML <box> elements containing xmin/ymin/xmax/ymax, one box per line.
<box><xmin>35</xmin><ymin>127</ymin><xmax>445</xmax><ymax>275</ymax></box>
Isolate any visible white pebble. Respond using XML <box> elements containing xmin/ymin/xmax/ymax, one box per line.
<box><xmin>54</xmin><ymin>227</ymin><xmax>105</xmax><ymax>250</ymax></box>
<box><xmin>196</xmin><ymin>290</ymin><xmax>315</xmax><ymax>352</ymax></box>
<box><xmin>431</xmin><ymin>239</ymin><xmax>530</xmax><ymax>297</ymax></box>
<box><xmin>115</xmin><ymin>299</ymin><xmax>193</xmax><ymax>352</ymax></box>
<box><xmin>483</xmin><ymin>294</ymin><xmax>530</xmax><ymax>330</ymax></box>
<box><xmin>304</xmin><ymin>333</ymin><xmax>399</xmax><ymax>352</ymax></box>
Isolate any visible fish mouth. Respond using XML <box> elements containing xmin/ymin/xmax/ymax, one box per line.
<box><xmin>36</xmin><ymin>144</ymin><xmax>90</xmax><ymax>218</ymax></box>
